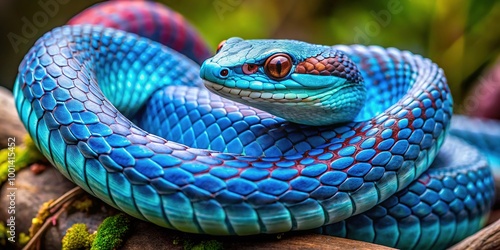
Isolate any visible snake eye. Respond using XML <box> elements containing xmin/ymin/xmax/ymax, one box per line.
<box><xmin>216</xmin><ymin>40</ymin><xmax>226</xmax><ymax>53</ymax></box>
<box><xmin>264</xmin><ymin>53</ymin><xmax>292</xmax><ymax>79</ymax></box>
<box><xmin>242</xmin><ymin>64</ymin><xmax>259</xmax><ymax>74</ymax></box>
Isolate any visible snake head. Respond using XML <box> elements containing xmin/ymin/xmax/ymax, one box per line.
<box><xmin>200</xmin><ymin>37</ymin><xmax>366</xmax><ymax>126</ymax></box>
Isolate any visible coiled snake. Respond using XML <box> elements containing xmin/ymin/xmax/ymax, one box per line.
<box><xmin>13</xmin><ymin>1</ymin><xmax>495</xmax><ymax>249</ymax></box>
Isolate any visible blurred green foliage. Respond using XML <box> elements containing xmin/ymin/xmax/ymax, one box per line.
<box><xmin>1</xmin><ymin>0</ymin><xmax>500</xmax><ymax>109</ymax></box>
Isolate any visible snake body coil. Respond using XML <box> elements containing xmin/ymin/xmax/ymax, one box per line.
<box><xmin>13</xmin><ymin>1</ymin><xmax>494</xmax><ymax>249</ymax></box>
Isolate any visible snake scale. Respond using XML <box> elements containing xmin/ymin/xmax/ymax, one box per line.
<box><xmin>12</xmin><ymin>1</ymin><xmax>495</xmax><ymax>249</ymax></box>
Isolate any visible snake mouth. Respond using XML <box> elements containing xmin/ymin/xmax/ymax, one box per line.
<box><xmin>204</xmin><ymin>81</ymin><xmax>335</xmax><ymax>104</ymax></box>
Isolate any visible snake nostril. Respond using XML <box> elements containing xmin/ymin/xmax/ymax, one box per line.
<box><xmin>219</xmin><ymin>68</ymin><xmax>229</xmax><ymax>78</ymax></box>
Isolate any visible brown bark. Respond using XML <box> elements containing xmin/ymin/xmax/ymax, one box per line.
<box><xmin>210</xmin><ymin>234</ymin><xmax>395</xmax><ymax>250</ymax></box>
<box><xmin>450</xmin><ymin>218</ymin><xmax>500</xmax><ymax>250</ymax></box>
<box><xmin>122</xmin><ymin>225</ymin><xmax>395</xmax><ymax>250</ymax></box>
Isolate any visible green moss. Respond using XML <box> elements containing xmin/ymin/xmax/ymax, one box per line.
<box><xmin>172</xmin><ymin>237</ymin><xmax>180</xmax><ymax>245</ymax></box>
<box><xmin>19</xmin><ymin>233</ymin><xmax>30</xmax><ymax>246</ymax></box>
<box><xmin>0</xmin><ymin>135</ymin><xmax>46</xmax><ymax>185</ymax></box>
<box><xmin>29</xmin><ymin>200</ymin><xmax>52</xmax><ymax>237</ymax></box>
<box><xmin>91</xmin><ymin>214</ymin><xmax>131</xmax><ymax>250</ymax></box>
<box><xmin>72</xmin><ymin>197</ymin><xmax>93</xmax><ymax>212</ymax></box>
<box><xmin>87</xmin><ymin>232</ymin><xmax>96</xmax><ymax>246</ymax></box>
<box><xmin>0</xmin><ymin>223</ymin><xmax>7</xmax><ymax>246</ymax></box>
<box><xmin>62</xmin><ymin>223</ymin><xmax>92</xmax><ymax>250</ymax></box>
<box><xmin>0</xmin><ymin>221</ymin><xmax>30</xmax><ymax>247</ymax></box>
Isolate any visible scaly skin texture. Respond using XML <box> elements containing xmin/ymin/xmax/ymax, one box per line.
<box><xmin>12</xmin><ymin>2</ymin><xmax>494</xmax><ymax>250</ymax></box>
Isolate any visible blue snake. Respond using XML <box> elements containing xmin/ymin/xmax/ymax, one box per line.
<box><xmin>12</xmin><ymin>1</ymin><xmax>495</xmax><ymax>249</ymax></box>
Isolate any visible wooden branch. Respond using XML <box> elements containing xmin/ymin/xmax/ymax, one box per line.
<box><xmin>219</xmin><ymin>234</ymin><xmax>396</xmax><ymax>250</ymax></box>
<box><xmin>122</xmin><ymin>223</ymin><xmax>396</xmax><ymax>250</ymax></box>
<box><xmin>450</xmin><ymin>218</ymin><xmax>500</xmax><ymax>250</ymax></box>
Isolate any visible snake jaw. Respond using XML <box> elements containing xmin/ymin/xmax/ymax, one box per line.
<box><xmin>204</xmin><ymin>80</ymin><xmax>311</xmax><ymax>103</ymax></box>
<box><xmin>204</xmin><ymin>79</ymin><xmax>347</xmax><ymax>103</ymax></box>
<box><xmin>203</xmin><ymin>77</ymin><xmax>367</xmax><ymax>126</ymax></box>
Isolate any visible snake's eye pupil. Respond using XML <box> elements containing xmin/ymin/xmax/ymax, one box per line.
<box><xmin>242</xmin><ymin>64</ymin><xmax>258</xmax><ymax>74</ymax></box>
<box><xmin>216</xmin><ymin>40</ymin><xmax>226</xmax><ymax>53</ymax></box>
<box><xmin>264</xmin><ymin>53</ymin><xmax>292</xmax><ymax>79</ymax></box>
<box><xmin>220</xmin><ymin>69</ymin><xmax>229</xmax><ymax>77</ymax></box>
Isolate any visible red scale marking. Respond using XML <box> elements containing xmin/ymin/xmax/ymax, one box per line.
<box><xmin>417</xmin><ymin>173</ymin><xmax>431</xmax><ymax>185</ymax></box>
<box><xmin>140</xmin><ymin>8</ymin><xmax>156</xmax><ymax>36</ymax></box>
<box><xmin>122</xmin><ymin>11</ymin><xmax>139</xmax><ymax>34</ymax></box>
<box><xmin>159</xmin><ymin>9</ymin><xmax>174</xmax><ymax>48</ymax></box>
<box><xmin>171</xmin><ymin>12</ymin><xmax>188</xmax><ymax>52</ymax></box>
<box><xmin>295</xmin><ymin>54</ymin><xmax>357</xmax><ymax>79</ymax></box>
